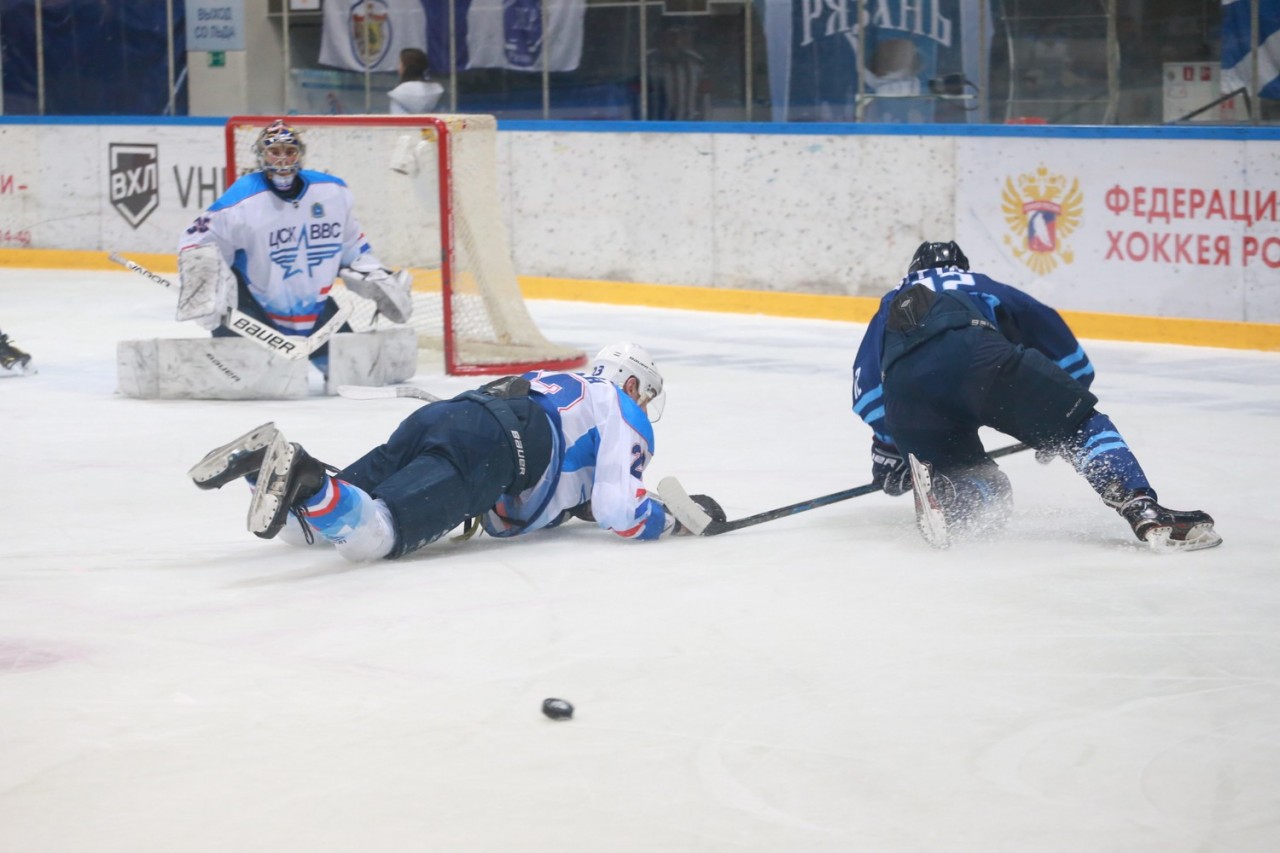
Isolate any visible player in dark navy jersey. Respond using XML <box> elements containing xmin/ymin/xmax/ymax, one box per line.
<box><xmin>852</xmin><ymin>240</ymin><xmax>1219</xmax><ymax>552</ymax></box>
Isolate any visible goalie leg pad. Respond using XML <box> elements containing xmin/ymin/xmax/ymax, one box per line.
<box><xmin>117</xmin><ymin>337</ymin><xmax>310</xmax><ymax>400</ymax></box>
<box><xmin>324</xmin><ymin>329</ymin><xmax>418</xmax><ymax>395</ymax></box>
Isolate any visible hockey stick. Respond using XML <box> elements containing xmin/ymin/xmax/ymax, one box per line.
<box><xmin>108</xmin><ymin>252</ymin><xmax>351</xmax><ymax>361</ymax></box>
<box><xmin>336</xmin><ymin>384</ymin><xmax>441</xmax><ymax>402</ymax></box>
<box><xmin>659</xmin><ymin>442</ymin><xmax>1031</xmax><ymax>536</ymax></box>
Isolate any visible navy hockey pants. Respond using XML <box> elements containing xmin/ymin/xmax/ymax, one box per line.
<box><xmin>337</xmin><ymin>396</ymin><xmax>553</xmax><ymax>558</ymax></box>
<box><xmin>883</xmin><ymin>325</ymin><xmax>1097</xmax><ymax>471</ymax></box>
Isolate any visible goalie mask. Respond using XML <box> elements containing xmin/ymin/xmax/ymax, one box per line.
<box><xmin>908</xmin><ymin>240</ymin><xmax>969</xmax><ymax>275</ymax></box>
<box><xmin>592</xmin><ymin>342</ymin><xmax>666</xmax><ymax>422</ymax></box>
<box><xmin>255</xmin><ymin>119</ymin><xmax>306</xmax><ymax>191</ymax></box>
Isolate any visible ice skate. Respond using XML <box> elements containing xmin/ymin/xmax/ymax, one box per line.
<box><xmin>0</xmin><ymin>331</ymin><xmax>34</xmax><ymax>376</ymax></box>
<box><xmin>1116</xmin><ymin>490</ymin><xmax>1222</xmax><ymax>553</ymax></box>
<box><xmin>247</xmin><ymin>432</ymin><xmax>332</xmax><ymax>540</ymax></box>
<box><xmin>188</xmin><ymin>422</ymin><xmax>278</xmax><ymax>490</ymax></box>
<box><xmin>909</xmin><ymin>453</ymin><xmax>950</xmax><ymax>549</ymax></box>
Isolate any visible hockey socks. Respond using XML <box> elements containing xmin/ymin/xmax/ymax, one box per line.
<box><xmin>295</xmin><ymin>476</ymin><xmax>398</xmax><ymax>561</ymax></box>
<box><xmin>1056</xmin><ymin>413</ymin><xmax>1221</xmax><ymax>552</ymax></box>
<box><xmin>1061</xmin><ymin>412</ymin><xmax>1151</xmax><ymax>499</ymax></box>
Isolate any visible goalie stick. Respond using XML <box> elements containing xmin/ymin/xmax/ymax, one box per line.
<box><xmin>336</xmin><ymin>384</ymin><xmax>441</xmax><ymax>402</ymax></box>
<box><xmin>659</xmin><ymin>442</ymin><xmax>1031</xmax><ymax>536</ymax></box>
<box><xmin>108</xmin><ymin>252</ymin><xmax>351</xmax><ymax>361</ymax></box>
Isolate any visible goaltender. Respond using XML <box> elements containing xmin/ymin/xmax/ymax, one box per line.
<box><xmin>176</xmin><ymin>118</ymin><xmax>413</xmax><ymax>378</ymax></box>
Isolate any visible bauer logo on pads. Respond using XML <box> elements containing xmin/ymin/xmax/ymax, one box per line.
<box><xmin>108</xmin><ymin>143</ymin><xmax>160</xmax><ymax>229</ymax></box>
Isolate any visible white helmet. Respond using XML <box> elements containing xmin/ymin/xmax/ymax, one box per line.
<box><xmin>591</xmin><ymin>342</ymin><xmax>665</xmax><ymax>421</ymax></box>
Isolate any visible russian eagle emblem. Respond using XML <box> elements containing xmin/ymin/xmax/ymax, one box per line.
<box><xmin>1001</xmin><ymin>166</ymin><xmax>1083</xmax><ymax>275</ymax></box>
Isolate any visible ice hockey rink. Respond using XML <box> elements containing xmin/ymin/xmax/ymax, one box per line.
<box><xmin>3</xmin><ymin>267</ymin><xmax>1279</xmax><ymax>852</ymax></box>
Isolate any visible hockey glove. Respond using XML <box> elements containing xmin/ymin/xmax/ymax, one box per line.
<box><xmin>671</xmin><ymin>494</ymin><xmax>726</xmax><ymax>535</ymax></box>
<box><xmin>871</xmin><ymin>439</ymin><xmax>912</xmax><ymax>496</ymax></box>
<box><xmin>340</xmin><ymin>261</ymin><xmax>413</xmax><ymax>324</ymax></box>
<box><xmin>568</xmin><ymin>501</ymin><xmax>596</xmax><ymax>523</ymax></box>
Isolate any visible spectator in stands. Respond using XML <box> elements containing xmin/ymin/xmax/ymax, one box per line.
<box><xmin>389</xmin><ymin>47</ymin><xmax>444</xmax><ymax>114</ymax></box>
<box><xmin>645</xmin><ymin>27</ymin><xmax>710</xmax><ymax>121</ymax></box>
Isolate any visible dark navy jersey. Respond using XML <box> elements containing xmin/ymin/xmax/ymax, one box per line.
<box><xmin>851</xmin><ymin>266</ymin><xmax>1095</xmax><ymax>445</ymax></box>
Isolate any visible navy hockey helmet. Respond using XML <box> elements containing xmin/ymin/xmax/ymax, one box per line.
<box><xmin>908</xmin><ymin>240</ymin><xmax>969</xmax><ymax>274</ymax></box>
<box><xmin>255</xmin><ymin>119</ymin><xmax>306</xmax><ymax>186</ymax></box>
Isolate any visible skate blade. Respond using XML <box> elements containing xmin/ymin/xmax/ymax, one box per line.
<box><xmin>188</xmin><ymin>422</ymin><xmax>277</xmax><ymax>488</ymax></box>
<box><xmin>909</xmin><ymin>453</ymin><xmax>950</xmax><ymax>549</ymax></box>
<box><xmin>246</xmin><ymin>433</ymin><xmax>295</xmax><ymax>538</ymax></box>
<box><xmin>1145</xmin><ymin>522</ymin><xmax>1223</xmax><ymax>553</ymax></box>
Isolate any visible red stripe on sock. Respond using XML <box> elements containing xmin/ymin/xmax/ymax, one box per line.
<box><xmin>307</xmin><ymin>476</ymin><xmax>340</xmax><ymax>517</ymax></box>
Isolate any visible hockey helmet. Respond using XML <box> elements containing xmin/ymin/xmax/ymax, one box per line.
<box><xmin>591</xmin><ymin>342</ymin><xmax>665</xmax><ymax>421</ymax></box>
<box><xmin>907</xmin><ymin>240</ymin><xmax>969</xmax><ymax>274</ymax></box>
<box><xmin>255</xmin><ymin>119</ymin><xmax>306</xmax><ymax>187</ymax></box>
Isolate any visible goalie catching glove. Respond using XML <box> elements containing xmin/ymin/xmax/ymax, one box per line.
<box><xmin>339</xmin><ymin>255</ymin><xmax>413</xmax><ymax>324</ymax></box>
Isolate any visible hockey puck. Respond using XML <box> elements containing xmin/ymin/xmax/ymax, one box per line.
<box><xmin>541</xmin><ymin>698</ymin><xmax>574</xmax><ymax>720</ymax></box>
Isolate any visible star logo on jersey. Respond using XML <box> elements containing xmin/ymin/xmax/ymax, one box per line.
<box><xmin>1001</xmin><ymin>165</ymin><xmax>1083</xmax><ymax>276</ymax></box>
<box><xmin>270</xmin><ymin>225</ymin><xmax>342</xmax><ymax>279</ymax></box>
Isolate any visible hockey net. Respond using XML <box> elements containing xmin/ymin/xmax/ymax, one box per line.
<box><xmin>224</xmin><ymin>114</ymin><xmax>586</xmax><ymax>375</ymax></box>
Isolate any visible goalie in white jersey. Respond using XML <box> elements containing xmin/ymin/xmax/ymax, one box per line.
<box><xmin>176</xmin><ymin>118</ymin><xmax>412</xmax><ymax>365</ymax></box>
<box><xmin>187</xmin><ymin>343</ymin><xmax>721</xmax><ymax>562</ymax></box>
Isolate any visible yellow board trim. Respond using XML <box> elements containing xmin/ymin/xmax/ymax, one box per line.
<box><xmin>521</xmin><ymin>275</ymin><xmax>1280</xmax><ymax>352</ymax></box>
<box><xmin>4</xmin><ymin>249</ymin><xmax>1277</xmax><ymax>352</ymax></box>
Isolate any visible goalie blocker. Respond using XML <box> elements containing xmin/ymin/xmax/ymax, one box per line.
<box><xmin>117</xmin><ymin>328</ymin><xmax>417</xmax><ymax>400</ymax></box>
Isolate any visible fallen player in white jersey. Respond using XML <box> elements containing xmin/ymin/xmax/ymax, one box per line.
<box><xmin>188</xmin><ymin>343</ymin><xmax>721</xmax><ymax>561</ymax></box>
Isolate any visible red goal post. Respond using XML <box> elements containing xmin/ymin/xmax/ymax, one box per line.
<box><xmin>224</xmin><ymin>114</ymin><xmax>586</xmax><ymax>376</ymax></box>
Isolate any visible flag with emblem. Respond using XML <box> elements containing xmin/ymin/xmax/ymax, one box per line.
<box><xmin>320</xmin><ymin>0</ymin><xmax>427</xmax><ymax>73</ymax></box>
<box><xmin>464</xmin><ymin>0</ymin><xmax>586</xmax><ymax>72</ymax></box>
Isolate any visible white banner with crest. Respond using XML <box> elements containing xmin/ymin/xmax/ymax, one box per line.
<box><xmin>319</xmin><ymin>0</ymin><xmax>427</xmax><ymax>73</ymax></box>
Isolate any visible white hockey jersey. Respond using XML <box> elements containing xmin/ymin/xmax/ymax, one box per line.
<box><xmin>178</xmin><ymin>170</ymin><xmax>377</xmax><ymax>334</ymax></box>
<box><xmin>481</xmin><ymin>371</ymin><xmax>670</xmax><ymax>541</ymax></box>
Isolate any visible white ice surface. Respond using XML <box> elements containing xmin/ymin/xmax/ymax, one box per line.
<box><xmin>3</xmin><ymin>269</ymin><xmax>1280</xmax><ymax>852</ymax></box>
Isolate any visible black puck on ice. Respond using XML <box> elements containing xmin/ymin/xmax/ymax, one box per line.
<box><xmin>542</xmin><ymin>698</ymin><xmax>574</xmax><ymax>720</ymax></box>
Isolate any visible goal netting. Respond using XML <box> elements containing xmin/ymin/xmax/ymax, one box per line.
<box><xmin>224</xmin><ymin>114</ymin><xmax>586</xmax><ymax>375</ymax></box>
